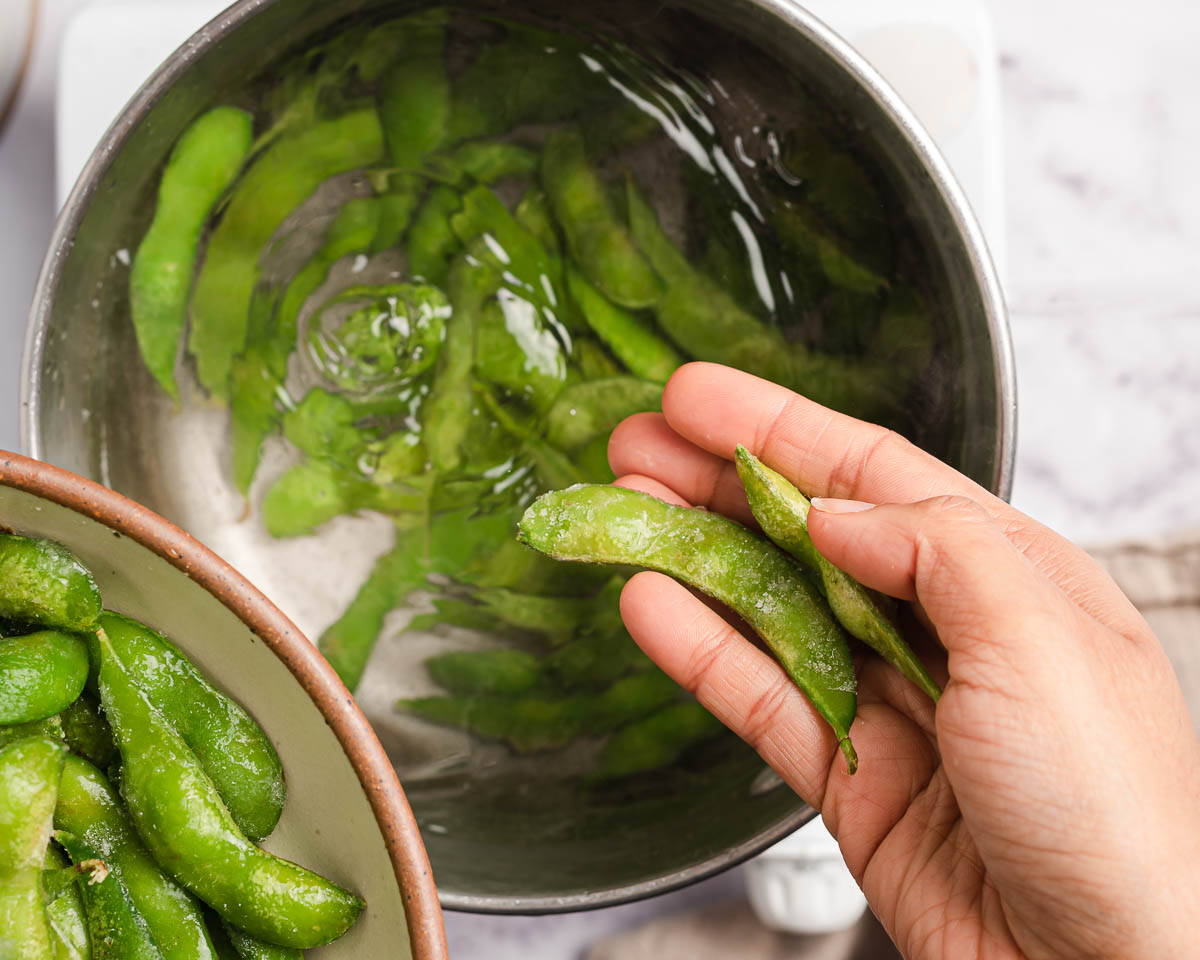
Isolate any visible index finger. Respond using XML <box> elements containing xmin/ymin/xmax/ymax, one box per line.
<box><xmin>662</xmin><ymin>362</ymin><xmax>1001</xmax><ymax>511</ymax></box>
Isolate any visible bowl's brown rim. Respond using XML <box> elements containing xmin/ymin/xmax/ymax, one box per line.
<box><xmin>0</xmin><ymin>449</ymin><xmax>449</xmax><ymax>960</ymax></box>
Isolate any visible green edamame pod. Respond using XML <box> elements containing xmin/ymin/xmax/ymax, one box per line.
<box><xmin>54</xmin><ymin>831</ymin><xmax>163</xmax><ymax>960</ymax></box>
<box><xmin>514</xmin><ymin>187</ymin><xmax>560</xmax><ymax>256</ymax></box>
<box><xmin>220</xmin><ymin>921</ymin><xmax>301</xmax><ymax>960</ymax></box>
<box><xmin>370</xmin><ymin>176</ymin><xmax>422</xmax><ymax>254</ymax></box>
<box><xmin>42</xmin><ymin>845</ymin><xmax>90</xmax><ymax>960</ymax></box>
<box><xmin>566</xmin><ymin>269</ymin><xmax>681</xmax><ymax>383</ymax></box>
<box><xmin>0</xmin><ymin>737</ymin><xmax>66</xmax><ymax>960</ymax></box>
<box><xmin>406</xmin><ymin>185</ymin><xmax>461</xmax><ymax>285</ymax></box>
<box><xmin>0</xmin><ymin>715</ymin><xmax>63</xmax><ymax>752</ymax></box>
<box><xmin>59</xmin><ymin>695</ymin><xmax>116</xmax><ymax>770</ymax></box>
<box><xmin>544</xmin><ymin>377</ymin><xmax>663</xmax><ymax>452</ymax></box>
<box><xmin>95</xmin><ymin>630</ymin><xmax>363</xmax><ymax>948</ymax></box>
<box><xmin>426</xmin><ymin>649</ymin><xmax>540</xmax><ymax>697</ymax></box>
<box><xmin>542</xmin><ymin>129</ymin><xmax>660</xmax><ymax>309</ymax></box>
<box><xmin>55</xmin><ymin>755</ymin><xmax>216</xmax><ymax>960</ymax></box>
<box><xmin>593</xmin><ymin>702</ymin><xmax>724</xmax><ymax>780</ymax></box>
<box><xmin>378</xmin><ymin>23</ymin><xmax>448</xmax><ymax>169</ymax></box>
<box><xmin>260</xmin><ymin>460</ymin><xmax>373</xmax><ymax>539</ymax></box>
<box><xmin>734</xmin><ymin>447</ymin><xmax>941</xmax><ymax>702</ymax></box>
<box><xmin>188</xmin><ymin>108</ymin><xmax>385</xmax><ymax>400</ymax></box>
<box><xmin>475</xmin><ymin>297</ymin><xmax>567</xmax><ymax>411</ymax></box>
<box><xmin>230</xmin><ymin>196</ymin><xmax>383</xmax><ymax>494</ymax></box>
<box><xmin>94</xmin><ymin>613</ymin><xmax>285</xmax><ymax>841</ymax></box>
<box><xmin>424</xmin><ymin>246</ymin><xmax>497</xmax><ymax>471</ymax></box>
<box><xmin>474</xmin><ymin>384</ymin><xmax>586</xmax><ymax>491</ymax></box>
<box><xmin>0</xmin><ymin>632</ymin><xmax>90</xmax><ymax>724</ymax></box>
<box><xmin>0</xmin><ymin>534</ymin><xmax>102</xmax><ymax>632</ymax></box>
<box><xmin>280</xmin><ymin>389</ymin><xmax>367</xmax><ymax>469</ymax></box>
<box><xmin>422</xmin><ymin>141</ymin><xmax>539</xmax><ymax>187</ymax></box>
<box><xmin>518</xmin><ymin>484</ymin><xmax>859</xmax><ymax>772</ymax></box>
<box><xmin>130</xmin><ymin>107</ymin><xmax>253</xmax><ymax>402</ymax></box>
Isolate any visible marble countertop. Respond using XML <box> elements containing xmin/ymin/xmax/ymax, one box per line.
<box><xmin>0</xmin><ymin>1</ymin><xmax>1197</xmax><ymax>956</ymax></box>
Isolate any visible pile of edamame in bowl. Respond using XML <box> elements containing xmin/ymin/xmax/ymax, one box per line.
<box><xmin>24</xmin><ymin>1</ymin><xmax>1004</xmax><ymax>907</ymax></box>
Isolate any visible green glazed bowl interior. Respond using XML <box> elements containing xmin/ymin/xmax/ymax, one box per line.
<box><xmin>23</xmin><ymin>0</ymin><xmax>1013</xmax><ymax>913</ymax></box>
<box><xmin>0</xmin><ymin>452</ymin><xmax>447</xmax><ymax>958</ymax></box>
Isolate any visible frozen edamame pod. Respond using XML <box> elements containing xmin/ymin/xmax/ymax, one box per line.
<box><xmin>0</xmin><ymin>534</ymin><xmax>102</xmax><ymax>632</ymax></box>
<box><xmin>542</xmin><ymin>129</ymin><xmax>661</xmax><ymax>309</ymax></box>
<box><xmin>0</xmin><ymin>737</ymin><xmax>66</xmax><ymax>960</ymax></box>
<box><xmin>566</xmin><ymin>268</ymin><xmax>681</xmax><ymax>383</ymax></box>
<box><xmin>130</xmin><ymin>107</ymin><xmax>253</xmax><ymax>402</ymax></box>
<box><xmin>543</xmin><ymin>377</ymin><xmax>663</xmax><ymax>452</ymax></box>
<box><xmin>188</xmin><ymin>107</ymin><xmax>385</xmax><ymax>400</ymax></box>
<box><xmin>95</xmin><ymin>629</ymin><xmax>363</xmax><ymax>949</ymax></box>
<box><xmin>55</xmin><ymin>755</ymin><xmax>217</xmax><ymax>960</ymax></box>
<box><xmin>0</xmin><ymin>632</ymin><xmax>90</xmax><ymax>724</ymax></box>
<box><xmin>592</xmin><ymin>702</ymin><xmax>724</xmax><ymax>780</ymax></box>
<box><xmin>55</xmin><ymin>830</ymin><xmax>164</xmax><ymax>960</ymax></box>
<box><xmin>94</xmin><ymin>613</ymin><xmax>285</xmax><ymax>842</ymax></box>
<box><xmin>518</xmin><ymin>484</ymin><xmax>859</xmax><ymax>772</ymax></box>
<box><xmin>734</xmin><ymin>447</ymin><xmax>941</xmax><ymax>702</ymax></box>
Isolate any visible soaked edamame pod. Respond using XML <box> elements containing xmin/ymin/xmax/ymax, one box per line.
<box><xmin>55</xmin><ymin>830</ymin><xmax>164</xmax><ymax>960</ymax></box>
<box><xmin>735</xmin><ymin>447</ymin><xmax>941</xmax><ymax>702</ymax></box>
<box><xmin>0</xmin><ymin>631</ymin><xmax>90</xmax><ymax>724</ymax></box>
<box><xmin>188</xmin><ymin>108</ymin><xmax>385</xmax><ymax>399</ymax></box>
<box><xmin>425</xmin><ymin>649</ymin><xmax>540</xmax><ymax>697</ymax></box>
<box><xmin>95</xmin><ymin>630</ymin><xmax>363</xmax><ymax>948</ymax></box>
<box><xmin>544</xmin><ymin>377</ymin><xmax>663</xmax><ymax>452</ymax></box>
<box><xmin>593</xmin><ymin>702</ymin><xmax>724</xmax><ymax>780</ymax></box>
<box><xmin>55</xmin><ymin>754</ymin><xmax>217</xmax><ymax>960</ymax></box>
<box><xmin>130</xmin><ymin>107</ymin><xmax>253</xmax><ymax>402</ymax></box>
<box><xmin>565</xmin><ymin>268</ymin><xmax>681</xmax><ymax>383</ymax></box>
<box><xmin>518</xmin><ymin>484</ymin><xmax>859</xmax><ymax>772</ymax></box>
<box><xmin>406</xmin><ymin>185</ymin><xmax>462</xmax><ymax>285</ymax></box>
<box><xmin>421</xmin><ymin>141</ymin><xmax>538</xmax><ymax>187</ymax></box>
<box><xmin>542</xmin><ymin>129</ymin><xmax>660</xmax><ymax>309</ymax></box>
<box><xmin>475</xmin><ymin>298</ymin><xmax>567</xmax><ymax>411</ymax></box>
<box><xmin>378</xmin><ymin>21</ymin><xmax>448</xmax><ymax>169</ymax></box>
<box><xmin>42</xmin><ymin>844</ymin><xmax>90</xmax><ymax>960</ymax></box>
<box><xmin>0</xmin><ymin>534</ymin><xmax>102</xmax><ymax>632</ymax></box>
<box><xmin>0</xmin><ymin>737</ymin><xmax>66</xmax><ymax>960</ymax></box>
<box><xmin>59</xmin><ymin>695</ymin><xmax>116</xmax><ymax>770</ymax></box>
<box><xmin>95</xmin><ymin>613</ymin><xmax>284</xmax><ymax>841</ymax></box>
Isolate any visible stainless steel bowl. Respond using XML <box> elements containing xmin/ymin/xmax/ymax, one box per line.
<box><xmin>23</xmin><ymin>0</ymin><xmax>1014</xmax><ymax>913</ymax></box>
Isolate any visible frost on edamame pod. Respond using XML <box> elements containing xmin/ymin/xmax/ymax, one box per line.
<box><xmin>0</xmin><ymin>736</ymin><xmax>66</xmax><ymax>960</ymax></box>
<box><xmin>55</xmin><ymin>754</ymin><xmax>217</xmax><ymax>960</ymax></box>
<box><xmin>130</xmin><ymin>106</ymin><xmax>254</xmax><ymax>402</ymax></box>
<box><xmin>95</xmin><ymin>629</ymin><xmax>362</xmax><ymax>948</ymax></box>
<box><xmin>518</xmin><ymin>484</ymin><xmax>859</xmax><ymax>772</ymax></box>
<box><xmin>0</xmin><ymin>631</ymin><xmax>90</xmax><ymax>725</ymax></box>
<box><xmin>734</xmin><ymin>446</ymin><xmax>940</xmax><ymax>700</ymax></box>
<box><xmin>734</xmin><ymin>446</ymin><xmax>941</xmax><ymax>703</ymax></box>
<box><xmin>0</xmin><ymin>534</ymin><xmax>102</xmax><ymax>632</ymax></box>
<box><xmin>95</xmin><ymin>613</ymin><xmax>285</xmax><ymax>842</ymax></box>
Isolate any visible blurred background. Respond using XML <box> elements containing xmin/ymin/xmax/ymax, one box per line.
<box><xmin>2</xmin><ymin>0</ymin><xmax>1198</xmax><ymax>956</ymax></box>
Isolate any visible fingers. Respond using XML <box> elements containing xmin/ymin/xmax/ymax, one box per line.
<box><xmin>656</xmin><ymin>363</ymin><xmax>1149</xmax><ymax>642</ymax></box>
<box><xmin>661</xmin><ymin>362</ymin><xmax>985</xmax><ymax>507</ymax></box>
<box><xmin>608</xmin><ymin>413</ymin><xmax>755</xmax><ymax>525</ymax></box>
<box><xmin>619</xmin><ymin>570</ymin><xmax>839</xmax><ymax>804</ymax></box>
<box><xmin>806</xmin><ymin>495</ymin><xmax>1102</xmax><ymax>681</ymax></box>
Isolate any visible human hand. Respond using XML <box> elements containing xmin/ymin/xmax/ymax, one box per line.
<box><xmin>608</xmin><ymin>362</ymin><xmax>1200</xmax><ymax>960</ymax></box>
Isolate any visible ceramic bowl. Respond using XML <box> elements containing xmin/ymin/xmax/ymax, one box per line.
<box><xmin>0</xmin><ymin>450</ymin><xmax>447</xmax><ymax>959</ymax></box>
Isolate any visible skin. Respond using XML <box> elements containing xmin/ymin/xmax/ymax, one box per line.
<box><xmin>95</xmin><ymin>629</ymin><xmax>363</xmax><ymax>948</ymax></box>
<box><xmin>0</xmin><ymin>535</ymin><xmax>102</xmax><ymax>632</ymax></box>
<box><xmin>608</xmin><ymin>362</ymin><xmax>1200</xmax><ymax>960</ymax></box>
<box><xmin>130</xmin><ymin>107</ymin><xmax>253</xmax><ymax>402</ymax></box>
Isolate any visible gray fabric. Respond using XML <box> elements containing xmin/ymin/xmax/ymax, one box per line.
<box><xmin>587</xmin><ymin>534</ymin><xmax>1200</xmax><ymax>959</ymax></box>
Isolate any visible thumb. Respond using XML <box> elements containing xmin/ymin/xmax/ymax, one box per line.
<box><xmin>806</xmin><ymin>494</ymin><xmax>1087</xmax><ymax>672</ymax></box>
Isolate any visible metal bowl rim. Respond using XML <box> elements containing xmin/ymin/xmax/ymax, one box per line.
<box><xmin>20</xmin><ymin>0</ymin><xmax>1016</xmax><ymax>914</ymax></box>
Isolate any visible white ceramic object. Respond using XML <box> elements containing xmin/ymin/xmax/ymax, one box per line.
<box><xmin>745</xmin><ymin>818</ymin><xmax>868</xmax><ymax>935</ymax></box>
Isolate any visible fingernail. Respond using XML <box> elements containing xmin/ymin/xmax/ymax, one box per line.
<box><xmin>810</xmin><ymin>497</ymin><xmax>875</xmax><ymax>514</ymax></box>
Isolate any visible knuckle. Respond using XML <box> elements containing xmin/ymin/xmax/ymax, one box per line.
<box><xmin>829</xmin><ymin>425</ymin><xmax>910</xmax><ymax>499</ymax></box>
<box><xmin>737</xmin><ymin>676</ymin><xmax>793</xmax><ymax>748</ymax></box>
